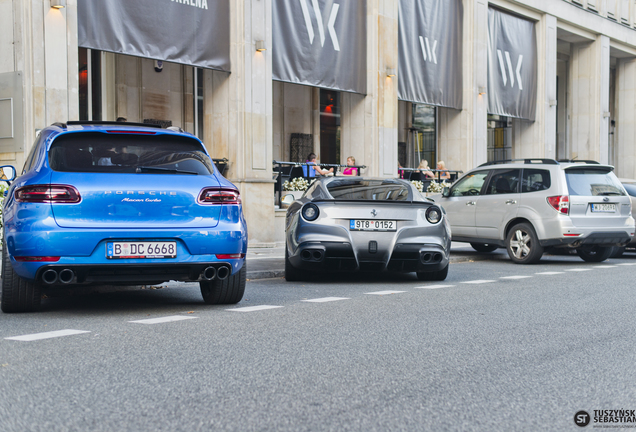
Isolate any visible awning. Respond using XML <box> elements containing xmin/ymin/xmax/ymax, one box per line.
<box><xmin>398</xmin><ymin>0</ymin><xmax>463</xmax><ymax>110</ymax></box>
<box><xmin>272</xmin><ymin>0</ymin><xmax>366</xmax><ymax>94</ymax></box>
<box><xmin>77</xmin><ymin>0</ymin><xmax>230</xmax><ymax>72</ymax></box>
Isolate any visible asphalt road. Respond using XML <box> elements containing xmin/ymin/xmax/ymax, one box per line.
<box><xmin>1</xmin><ymin>253</ymin><xmax>635</xmax><ymax>431</ymax></box>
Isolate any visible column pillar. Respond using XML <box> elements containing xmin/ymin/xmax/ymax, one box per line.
<box><xmin>438</xmin><ymin>0</ymin><xmax>487</xmax><ymax>174</ymax></box>
<box><xmin>615</xmin><ymin>57</ymin><xmax>636</xmax><ymax>178</ymax></box>
<box><xmin>569</xmin><ymin>35</ymin><xmax>610</xmax><ymax>162</ymax></box>
<box><xmin>226</xmin><ymin>0</ymin><xmax>275</xmax><ymax>246</ymax></box>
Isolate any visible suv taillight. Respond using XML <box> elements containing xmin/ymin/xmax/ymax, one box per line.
<box><xmin>15</xmin><ymin>185</ymin><xmax>81</xmax><ymax>203</ymax></box>
<box><xmin>547</xmin><ymin>195</ymin><xmax>569</xmax><ymax>215</ymax></box>
<box><xmin>198</xmin><ymin>188</ymin><xmax>241</xmax><ymax>205</ymax></box>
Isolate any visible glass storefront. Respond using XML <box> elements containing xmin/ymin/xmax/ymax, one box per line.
<box><xmin>78</xmin><ymin>48</ymin><xmax>102</xmax><ymax>121</ymax></box>
<box><xmin>411</xmin><ymin>104</ymin><xmax>436</xmax><ymax>169</ymax></box>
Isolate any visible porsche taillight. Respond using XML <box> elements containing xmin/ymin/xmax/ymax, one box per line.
<box><xmin>15</xmin><ymin>185</ymin><xmax>81</xmax><ymax>203</ymax></box>
<box><xmin>198</xmin><ymin>188</ymin><xmax>241</xmax><ymax>205</ymax></box>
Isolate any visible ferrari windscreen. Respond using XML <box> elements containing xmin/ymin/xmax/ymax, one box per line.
<box><xmin>326</xmin><ymin>180</ymin><xmax>411</xmax><ymax>201</ymax></box>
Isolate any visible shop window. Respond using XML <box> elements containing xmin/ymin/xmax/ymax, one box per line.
<box><xmin>78</xmin><ymin>48</ymin><xmax>102</xmax><ymax>121</ymax></box>
<box><xmin>487</xmin><ymin>115</ymin><xmax>512</xmax><ymax>162</ymax></box>
<box><xmin>409</xmin><ymin>104</ymin><xmax>436</xmax><ymax>169</ymax></box>
<box><xmin>319</xmin><ymin>89</ymin><xmax>341</xmax><ymax>164</ymax></box>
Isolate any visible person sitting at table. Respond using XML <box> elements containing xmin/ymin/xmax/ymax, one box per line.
<box><xmin>415</xmin><ymin>159</ymin><xmax>435</xmax><ymax>179</ymax></box>
<box><xmin>304</xmin><ymin>152</ymin><xmax>333</xmax><ymax>177</ymax></box>
<box><xmin>342</xmin><ymin>156</ymin><xmax>358</xmax><ymax>176</ymax></box>
<box><xmin>437</xmin><ymin>160</ymin><xmax>451</xmax><ymax>180</ymax></box>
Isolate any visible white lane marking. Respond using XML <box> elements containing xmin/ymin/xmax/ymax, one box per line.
<box><xmin>5</xmin><ymin>329</ymin><xmax>90</xmax><ymax>342</ymax></box>
<box><xmin>414</xmin><ymin>284</ymin><xmax>455</xmax><ymax>289</ymax></box>
<box><xmin>227</xmin><ymin>305</ymin><xmax>283</xmax><ymax>312</ymax></box>
<box><xmin>302</xmin><ymin>297</ymin><xmax>350</xmax><ymax>303</ymax></box>
<box><xmin>460</xmin><ymin>280</ymin><xmax>495</xmax><ymax>284</ymax></box>
<box><xmin>500</xmin><ymin>275</ymin><xmax>532</xmax><ymax>280</ymax></box>
<box><xmin>617</xmin><ymin>263</ymin><xmax>636</xmax><ymax>266</ymax></box>
<box><xmin>593</xmin><ymin>265</ymin><xmax>617</xmax><ymax>268</ymax></box>
<box><xmin>365</xmin><ymin>290</ymin><xmax>406</xmax><ymax>295</ymax></box>
<box><xmin>129</xmin><ymin>315</ymin><xmax>198</xmax><ymax>324</ymax></box>
<box><xmin>565</xmin><ymin>268</ymin><xmax>592</xmax><ymax>272</ymax></box>
<box><xmin>535</xmin><ymin>272</ymin><xmax>565</xmax><ymax>275</ymax></box>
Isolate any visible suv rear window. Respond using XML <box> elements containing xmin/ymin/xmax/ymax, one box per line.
<box><xmin>565</xmin><ymin>168</ymin><xmax>625</xmax><ymax>196</ymax></box>
<box><xmin>49</xmin><ymin>133</ymin><xmax>214</xmax><ymax>175</ymax></box>
<box><xmin>326</xmin><ymin>180</ymin><xmax>410</xmax><ymax>201</ymax></box>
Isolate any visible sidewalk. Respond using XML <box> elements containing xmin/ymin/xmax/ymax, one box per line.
<box><xmin>246</xmin><ymin>242</ymin><xmax>506</xmax><ymax>280</ymax></box>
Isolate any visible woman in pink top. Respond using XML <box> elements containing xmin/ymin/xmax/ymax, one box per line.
<box><xmin>342</xmin><ymin>156</ymin><xmax>358</xmax><ymax>176</ymax></box>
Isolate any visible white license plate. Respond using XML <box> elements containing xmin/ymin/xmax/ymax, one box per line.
<box><xmin>107</xmin><ymin>241</ymin><xmax>177</xmax><ymax>259</ymax></box>
<box><xmin>591</xmin><ymin>203</ymin><xmax>616</xmax><ymax>213</ymax></box>
<box><xmin>350</xmin><ymin>220</ymin><xmax>397</xmax><ymax>231</ymax></box>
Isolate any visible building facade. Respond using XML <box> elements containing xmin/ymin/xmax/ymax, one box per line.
<box><xmin>2</xmin><ymin>0</ymin><xmax>636</xmax><ymax>245</ymax></box>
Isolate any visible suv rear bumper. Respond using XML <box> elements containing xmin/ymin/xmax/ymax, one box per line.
<box><xmin>540</xmin><ymin>231</ymin><xmax>633</xmax><ymax>248</ymax></box>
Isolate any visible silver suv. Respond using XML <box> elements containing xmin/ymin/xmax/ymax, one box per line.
<box><xmin>434</xmin><ymin>159</ymin><xmax>635</xmax><ymax>264</ymax></box>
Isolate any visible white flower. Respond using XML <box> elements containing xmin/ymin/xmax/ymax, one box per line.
<box><xmin>426</xmin><ymin>181</ymin><xmax>451</xmax><ymax>193</ymax></box>
<box><xmin>410</xmin><ymin>180</ymin><xmax>424</xmax><ymax>193</ymax></box>
<box><xmin>283</xmin><ymin>177</ymin><xmax>310</xmax><ymax>191</ymax></box>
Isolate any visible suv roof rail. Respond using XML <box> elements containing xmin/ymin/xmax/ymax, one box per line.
<box><xmin>478</xmin><ymin>158</ymin><xmax>559</xmax><ymax>167</ymax></box>
<box><xmin>65</xmin><ymin>120</ymin><xmax>163</xmax><ymax>129</ymax></box>
<box><xmin>556</xmin><ymin>159</ymin><xmax>600</xmax><ymax>164</ymax></box>
<box><xmin>51</xmin><ymin>122</ymin><xmax>67</xmax><ymax>129</ymax></box>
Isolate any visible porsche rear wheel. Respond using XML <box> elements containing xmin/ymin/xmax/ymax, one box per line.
<box><xmin>200</xmin><ymin>264</ymin><xmax>246</xmax><ymax>305</ymax></box>
<box><xmin>416</xmin><ymin>263</ymin><xmax>449</xmax><ymax>281</ymax></box>
<box><xmin>1</xmin><ymin>240</ymin><xmax>42</xmax><ymax>313</ymax></box>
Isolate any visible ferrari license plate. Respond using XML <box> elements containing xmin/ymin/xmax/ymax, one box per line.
<box><xmin>107</xmin><ymin>241</ymin><xmax>177</xmax><ymax>259</ymax></box>
<box><xmin>591</xmin><ymin>203</ymin><xmax>616</xmax><ymax>213</ymax></box>
<box><xmin>350</xmin><ymin>220</ymin><xmax>397</xmax><ymax>231</ymax></box>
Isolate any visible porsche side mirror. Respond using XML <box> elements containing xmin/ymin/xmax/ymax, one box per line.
<box><xmin>0</xmin><ymin>165</ymin><xmax>16</xmax><ymax>183</ymax></box>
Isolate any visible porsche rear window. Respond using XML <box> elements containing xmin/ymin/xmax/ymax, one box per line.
<box><xmin>49</xmin><ymin>132</ymin><xmax>214</xmax><ymax>175</ymax></box>
<box><xmin>326</xmin><ymin>180</ymin><xmax>411</xmax><ymax>201</ymax></box>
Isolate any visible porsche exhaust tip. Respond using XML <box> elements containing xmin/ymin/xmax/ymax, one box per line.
<box><xmin>202</xmin><ymin>266</ymin><xmax>217</xmax><ymax>280</ymax></box>
<box><xmin>216</xmin><ymin>266</ymin><xmax>230</xmax><ymax>280</ymax></box>
<box><xmin>58</xmin><ymin>269</ymin><xmax>75</xmax><ymax>284</ymax></box>
<box><xmin>42</xmin><ymin>269</ymin><xmax>58</xmax><ymax>285</ymax></box>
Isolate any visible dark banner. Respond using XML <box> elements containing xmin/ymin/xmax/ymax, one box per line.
<box><xmin>398</xmin><ymin>0</ymin><xmax>463</xmax><ymax>109</ymax></box>
<box><xmin>78</xmin><ymin>0</ymin><xmax>230</xmax><ymax>71</ymax></box>
<box><xmin>487</xmin><ymin>7</ymin><xmax>537</xmax><ymax>120</ymax></box>
<box><xmin>273</xmin><ymin>0</ymin><xmax>366</xmax><ymax>94</ymax></box>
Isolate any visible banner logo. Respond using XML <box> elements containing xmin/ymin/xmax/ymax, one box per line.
<box><xmin>299</xmin><ymin>0</ymin><xmax>340</xmax><ymax>51</ymax></box>
<box><xmin>497</xmin><ymin>49</ymin><xmax>523</xmax><ymax>90</ymax></box>
<box><xmin>418</xmin><ymin>36</ymin><xmax>438</xmax><ymax>64</ymax></box>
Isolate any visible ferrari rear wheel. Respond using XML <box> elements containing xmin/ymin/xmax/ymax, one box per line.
<box><xmin>1</xmin><ymin>239</ymin><xmax>42</xmax><ymax>313</ymax></box>
<box><xmin>576</xmin><ymin>246</ymin><xmax>613</xmax><ymax>263</ymax></box>
<box><xmin>200</xmin><ymin>264</ymin><xmax>246</xmax><ymax>305</ymax></box>
<box><xmin>416</xmin><ymin>263</ymin><xmax>449</xmax><ymax>281</ymax></box>
<box><xmin>284</xmin><ymin>247</ymin><xmax>303</xmax><ymax>282</ymax></box>
<box><xmin>470</xmin><ymin>243</ymin><xmax>498</xmax><ymax>253</ymax></box>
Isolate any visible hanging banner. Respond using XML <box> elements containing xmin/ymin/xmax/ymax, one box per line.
<box><xmin>398</xmin><ymin>0</ymin><xmax>463</xmax><ymax>109</ymax></box>
<box><xmin>78</xmin><ymin>0</ymin><xmax>230</xmax><ymax>72</ymax></box>
<box><xmin>487</xmin><ymin>7</ymin><xmax>537</xmax><ymax>120</ymax></box>
<box><xmin>273</xmin><ymin>0</ymin><xmax>366</xmax><ymax>94</ymax></box>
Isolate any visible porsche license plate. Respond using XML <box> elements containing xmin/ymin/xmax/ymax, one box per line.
<box><xmin>107</xmin><ymin>241</ymin><xmax>177</xmax><ymax>259</ymax></box>
<box><xmin>350</xmin><ymin>220</ymin><xmax>397</xmax><ymax>231</ymax></box>
<box><xmin>591</xmin><ymin>203</ymin><xmax>616</xmax><ymax>213</ymax></box>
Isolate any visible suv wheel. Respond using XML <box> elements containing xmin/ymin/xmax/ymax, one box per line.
<box><xmin>200</xmin><ymin>264</ymin><xmax>246</xmax><ymax>304</ymax></box>
<box><xmin>470</xmin><ymin>243</ymin><xmax>498</xmax><ymax>253</ymax></box>
<box><xmin>1</xmin><ymin>240</ymin><xmax>42</xmax><ymax>313</ymax></box>
<box><xmin>505</xmin><ymin>223</ymin><xmax>544</xmax><ymax>264</ymax></box>
<box><xmin>576</xmin><ymin>246</ymin><xmax>613</xmax><ymax>263</ymax></box>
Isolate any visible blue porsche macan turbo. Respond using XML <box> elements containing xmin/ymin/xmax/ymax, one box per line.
<box><xmin>0</xmin><ymin>121</ymin><xmax>248</xmax><ymax>312</ymax></box>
